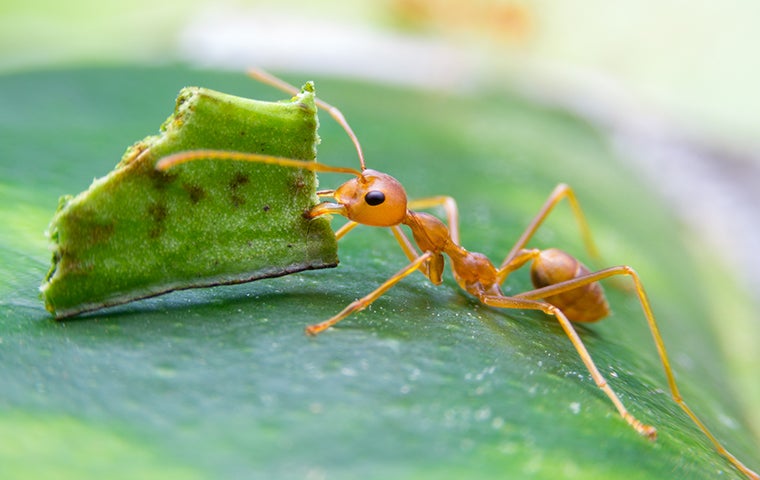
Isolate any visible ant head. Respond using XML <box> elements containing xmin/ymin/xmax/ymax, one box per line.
<box><xmin>334</xmin><ymin>169</ymin><xmax>408</xmax><ymax>226</ymax></box>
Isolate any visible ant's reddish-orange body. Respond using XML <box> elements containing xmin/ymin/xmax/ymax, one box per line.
<box><xmin>158</xmin><ymin>70</ymin><xmax>758</xmax><ymax>479</ymax></box>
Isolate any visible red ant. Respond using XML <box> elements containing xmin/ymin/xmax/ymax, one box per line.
<box><xmin>157</xmin><ymin>69</ymin><xmax>759</xmax><ymax>479</ymax></box>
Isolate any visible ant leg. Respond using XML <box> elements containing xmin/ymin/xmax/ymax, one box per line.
<box><xmin>408</xmin><ymin>196</ymin><xmax>460</xmax><ymax>245</ymax></box>
<box><xmin>514</xmin><ymin>266</ymin><xmax>759</xmax><ymax>479</ymax></box>
<box><xmin>335</xmin><ymin>221</ymin><xmax>359</xmax><ymax>240</ymax></box>
<box><xmin>496</xmin><ymin>248</ymin><xmax>541</xmax><ymax>284</ymax></box>
<box><xmin>501</xmin><ymin>184</ymin><xmax>599</xmax><ymax>270</ymax></box>
<box><xmin>479</xmin><ymin>293</ymin><xmax>657</xmax><ymax>439</ymax></box>
<box><xmin>314</xmin><ymin>190</ymin><xmax>358</xmax><ymax>240</ymax></box>
<box><xmin>248</xmin><ymin>68</ymin><xmax>367</xmax><ymax>170</ymax></box>
<box><xmin>390</xmin><ymin>226</ymin><xmax>445</xmax><ymax>284</ymax></box>
<box><xmin>305</xmin><ymin>251</ymin><xmax>434</xmax><ymax>335</ymax></box>
<box><xmin>391</xmin><ymin>226</ymin><xmax>420</xmax><ymax>261</ymax></box>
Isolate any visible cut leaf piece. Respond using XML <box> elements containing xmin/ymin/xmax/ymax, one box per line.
<box><xmin>40</xmin><ymin>84</ymin><xmax>338</xmax><ymax>318</ymax></box>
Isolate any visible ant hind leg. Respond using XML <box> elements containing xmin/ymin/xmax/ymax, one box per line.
<box><xmin>478</xmin><ymin>292</ymin><xmax>657</xmax><ymax>439</ymax></box>
<box><xmin>513</xmin><ymin>266</ymin><xmax>760</xmax><ymax>479</ymax></box>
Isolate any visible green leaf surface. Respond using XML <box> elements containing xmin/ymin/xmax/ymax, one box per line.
<box><xmin>40</xmin><ymin>84</ymin><xmax>336</xmax><ymax>317</ymax></box>
<box><xmin>1</xmin><ymin>67</ymin><xmax>758</xmax><ymax>479</ymax></box>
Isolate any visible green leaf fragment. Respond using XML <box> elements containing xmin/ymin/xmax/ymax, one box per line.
<box><xmin>40</xmin><ymin>84</ymin><xmax>338</xmax><ymax>318</ymax></box>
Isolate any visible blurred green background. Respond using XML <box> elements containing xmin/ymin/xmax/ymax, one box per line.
<box><xmin>1</xmin><ymin>1</ymin><xmax>758</xmax><ymax>478</ymax></box>
<box><xmin>4</xmin><ymin>0</ymin><xmax>760</xmax><ymax>142</ymax></box>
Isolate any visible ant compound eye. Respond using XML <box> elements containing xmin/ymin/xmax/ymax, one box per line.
<box><xmin>337</xmin><ymin>170</ymin><xmax>407</xmax><ymax>226</ymax></box>
<box><xmin>364</xmin><ymin>190</ymin><xmax>386</xmax><ymax>206</ymax></box>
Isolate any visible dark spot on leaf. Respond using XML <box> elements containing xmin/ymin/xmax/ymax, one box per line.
<box><xmin>148</xmin><ymin>203</ymin><xmax>168</xmax><ymax>222</ymax></box>
<box><xmin>263</xmin><ymin>204</ymin><xmax>270</xmax><ymax>212</ymax></box>
<box><xmin>147</xmin><ymin>202</ymin><xmax>168</xmax><ymax>238</ymax></box>
<box><xmin>148</xmin><ymin>167</ymin><xmax>177</xmax><ymax>190</ymax></box>
<box><xmin>182</xmin><ymin>183</ymin><xmax>206</xmax><ymax>204</ymax></box>
<box><xmin>65</xmin><ymin>206</ymin><xmax>114</xmax><ymax>247</ymax></box>
<box><xmin>230</xmin><ymin>172</ymin><xmax>250</xmax><ymax>189</ymax></box>
<box><xmin>231</xmin><ymin>195</ymin><xmax>245</xmax><ymax>207</ymax></box>
<box><xmin>229</xmin><ymin>172</ymin><xmax>250</xmax><ymax>207</ymax></box>
<box><xmin>89</xmin><ymin>222</ymin><xmax>115</xmax><ymax>244</ymax></box>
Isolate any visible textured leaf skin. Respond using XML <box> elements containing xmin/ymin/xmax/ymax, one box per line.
<box><xmin>40</xmin><ymin>85</ymin><xmax>338</xmax><ymax>317</ymax></box>
<box><xmin>0</xmin><ymin>67</ymin><xmax>757</xmax><ymax>479</ymax></box>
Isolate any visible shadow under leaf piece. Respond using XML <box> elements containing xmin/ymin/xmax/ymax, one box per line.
<box><xmin>41</xmin><ymin>83</ymin><xmax>338</xmax><ymax>318</ymax></box>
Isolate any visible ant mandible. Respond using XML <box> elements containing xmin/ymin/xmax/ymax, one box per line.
<box><xmin>157</xmin><ymin>69</ymin><xmax>758</xmax><ymax>480</ymax></box>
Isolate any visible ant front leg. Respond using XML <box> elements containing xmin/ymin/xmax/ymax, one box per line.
<box><xmin>315</xmin><ymin>190</ymin><xmax>359</xmax><ymax>240</ymax></box>
<box><xmin>305</xmin><ymin>251</ymin><xmax>434</xmax><ymax>335</ymax></box>
<box><xmin>334</xmin><ymin>220</ymin><xmax>359</xmax><ymax>240</ymax></box>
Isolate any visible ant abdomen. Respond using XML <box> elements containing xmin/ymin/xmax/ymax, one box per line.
<box><xmin>530</xmin><ymin>248</ymin><xmax>610</xmax><ymax>322</ymax></box>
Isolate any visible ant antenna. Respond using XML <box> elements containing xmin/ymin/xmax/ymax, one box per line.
<box><xmin>248</xmin><ymin>68</ymin><xmax>367</xmax><ymax>171</ymax></box>
<box><xmin>156</xmin><ymin>149</ymin><xmax>363</xmax><ymax>178</ymax></box>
